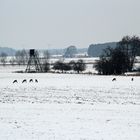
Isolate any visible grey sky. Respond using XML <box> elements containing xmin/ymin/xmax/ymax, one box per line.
<box><xmin>0</xmin><ymin>0</ymin><xmax>140</xmax><ymax>49</ymax></box>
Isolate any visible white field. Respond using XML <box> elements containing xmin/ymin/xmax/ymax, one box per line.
<box><xmin>0</xmin><ymin>67</ymin><xmax>140</xmax><ymax>140</ymax></box>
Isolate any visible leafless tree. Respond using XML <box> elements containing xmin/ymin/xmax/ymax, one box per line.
<box><xmin>42</xmin><ymin>50</ymin><xmax>50</xmax><ymax>64</ymax></box>
<box><xmin>9</xmin><ymin>57</ymin><xmax>16</xmax><ymax>66</ymax></box>
<box><xmin>15</xmin><ymin>49</ymin><xmax>28</xmax><ymax>65</ymax></box>
<box><xmin>0</xmin><ymin>52</ymin><xmax>7</xmax><ymax>65</ymax></box>
<box><xmin>118</xmin><ymin>35</ymin><xmax>140</xmax><ymax>71</ymax></box>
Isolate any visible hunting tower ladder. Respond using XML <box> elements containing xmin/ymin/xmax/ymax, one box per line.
<box><xmin>25</xmin><ymin>49</ymin><xmax>43</xmax><ymax>73</ymax></box>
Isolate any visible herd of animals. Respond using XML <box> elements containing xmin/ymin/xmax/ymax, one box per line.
<box><xmin>13</xmin><ymin>79</ymin><xmax>38</xmax><ymax>83</ymax></box>
<box><xmin>12</xmin><ymin>77</ymin><xmax>134</xmax><ymax>83</ymax></box>
<box><xmin>112</xmin><ymin>77</ymin><xmax>134</xmax><ymax>81</ymax></box>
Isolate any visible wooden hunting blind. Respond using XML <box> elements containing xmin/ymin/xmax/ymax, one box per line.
<box><xmin>25</xmin><ymin>49</ymin><xmax>43</xmax><ymax>73</ymax></box>
<box><xmin>30</xmin><ymin>49</ymin><xmax>35</xmax><ymax>56</ymax></box>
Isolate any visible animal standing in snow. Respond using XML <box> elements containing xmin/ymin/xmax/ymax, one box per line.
<box><xmin>112</xmin><ymin>78</ymin><xmax>116</xmax><ymax>81</ymax></box>
<box><xmin>29</xmin><ymin>79</ymin><xmax>33</xmax><ymax>82</ymax></box>
<box><xmin>13</xmin><ymin>80</ymin><xmax>18</xmax><ymax>83</ymax></box>
<box><xmin>131</xmin><ymin>78</ymin><xmax>134</xmax><ymax>81</ymax></box>
<box><xmin>35</xmin><ymin>79</ymin><xmax>38</xmax><ymax>83</ymax></box>
<box><xmin>22</xmin><ymin>79</ymin><xmax>27</xmax><ymax>83</ymax></box>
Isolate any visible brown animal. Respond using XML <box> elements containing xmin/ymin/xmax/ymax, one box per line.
<box><xmin>29</xmin><ymin>79</ymin><xmax>33</xmax><ymax>82</ymax></box>
<box><xmin>112</xmin><ymin>78</ymin><xmax>116</xmax><ymax>81</ymax></box>
<box><xmin>13</xmin><ymin>80</ymin><xmax>18</xmax><ymax>83</ymax></box>
<box><xmin>22</xmin><ymin>79</ymin><xmax>27</xmax><ymax>83</ymax></box>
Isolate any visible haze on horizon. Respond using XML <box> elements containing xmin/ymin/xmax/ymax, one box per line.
<box><xmin>0</xmin><ymin>0</ymin><xmax>140</xmax><ymax>49</ymax></box>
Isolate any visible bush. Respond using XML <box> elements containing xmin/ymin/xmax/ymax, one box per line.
<box><xmin>73</xmin><ymin>59</ymin><xmax>86</xmax><ymax>73</ymax></box>
<box><xmin>95</xmin><ymin>47</ymin><xmax>129</xmax><ymax>75</ymax></box>
<box><xmin>53</xmin><ymin>61</ymin><xmax>71</xmax><ymax>73</ymax></box>
<box><xmin>43</xmin><ymin>62</ymin><xmax>50</xmax><ymax>72</ymax></box>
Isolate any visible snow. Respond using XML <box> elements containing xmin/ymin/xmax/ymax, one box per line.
<box><xmin>0</xmin><ymin>68</ymin><xmax>140</xmax><ymax>139</ymax></box>
<box><xmin>0</xmin><ymin>104</ymin><xmax>140</xmax><ymax>140</ymax></box>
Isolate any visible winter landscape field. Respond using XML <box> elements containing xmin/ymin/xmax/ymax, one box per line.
<box><xmin>0</xmin><ymin>67</ymin><xmax>140</xmax><ymax>140</ymax></box>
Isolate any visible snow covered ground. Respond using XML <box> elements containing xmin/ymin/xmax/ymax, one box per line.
<box><xmin>0</xmin><ymin>69</ymin><xmax>140</xmax><ymax>139</ymax></box>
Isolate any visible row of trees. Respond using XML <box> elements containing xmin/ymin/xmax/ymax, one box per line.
<box><xmin>95</xmin><ymin>35</ymin><xmax>140</xmax><ymax>75</ymax></box>
<box><xmin>0</xmin><ymin>50</ymin><xmax>29</xmax><ymax>65</ymax></box>
<box><xmin>0</xmin><ymin>52</ymin><xmax>8</xmax><ymax>65</ymax></box>
<box><xmin>0</xmin><ymin>45</ymin><xmax>78</xmax><ymax>65</ymax></box>
<box><xmin>1</xmin><ymin>35</ymin><xmax>140</xmax><ymax>75</ymax></box>
<box><xmin>0</xmin><ymin>49</ymin><xmax>86</xmax><ymax>74</ymax></box>
<box><xmin>51</xmin><ymin>59</ymin><xmax>86</xmax><ymax>73</ymax></box>
<box><xmin>63</xmin><ymin>46</ymin><xmax>77</xmax><ymax>58</ymax></box>
<box><xmin>0</xmin><ymin>49</ymin><xmax>50</xmax><ymax>65</ymax></box>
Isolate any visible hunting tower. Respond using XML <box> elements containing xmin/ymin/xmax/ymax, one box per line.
<box><xmin>25</xmin><ymin>49</ymin><xmax>43</xmax><ymax>73</ymax></box>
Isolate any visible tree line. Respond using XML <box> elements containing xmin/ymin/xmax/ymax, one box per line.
<box><xmin>0</xmin><ymin>49</ymin><xmax>50</xmax><ymax>65</ymax></box>
<box><xmin>0</xmin><ymin>35</ymin><xmax>140</xmax><ymax>75</ymax></box>
<box><xmin>94</xmin><ymin>35</ymin><xmax>140</xmax><ymax>75</ymax></box>
<box><xmin>0</xmin><ymin>49</ymin><xmax>86</xmax><ymax>74</ymax></box>
<box><xmin>52</xmin><ymin>59</ymin><xmax>86</xmax><ymax>73</ymax></box>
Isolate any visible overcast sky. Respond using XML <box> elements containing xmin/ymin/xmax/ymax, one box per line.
<box><xmin>0</xmin><ymin>0</ymin><xmax>140</xmax><ymax>49</ymax></box>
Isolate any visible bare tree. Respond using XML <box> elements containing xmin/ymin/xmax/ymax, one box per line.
<box><xmin>43</xmin><ymin>50</ymin><xmax>50</xmax><ymax>60</ymax></box>
<box><xmin>95</xmin><ymin>39</ymin><xmax>138</xmax><ymax>75</ymax></box>
<box><xmin>118</xmin><ymin>35</ymin><xmax>140</xmax><ymax>71</ymax></box>
<box><xmin>43</xmin><ymin>62</ymin><xmax>50</xmax><ymax>72</ymax></box>
<box><xmin>21</xmin><ymin>49</ymin><xmax>29</xmax><ymax>64</ymax></box>
<box><xmin>73</xmin><ymin>59</ymin><xmax>86</xmax><ymax>73</ymax></box>
<box><xmin>43</xmin><ymin>50</ymin><xmax>50</xmax><ymax>64</ymax></box>
<box><xmin>0</xmin><ymin>52</ymin><xmax>7</xmax><ymax>65</ymax></box>
<box><xmin>64</xmin><ymin>46</ymin><xmax>77</xmax><ymax>58</ymax></box>
<box><xmin>15</xmin><ymin>51</ymin><xmax>22</xmax><ymax>65</ymax></box>
<box><xmin>9</xmin><ymin>57</ymin><xmax>16</xmax><ymax>66</ymax></box>
<box><xmin>15</xmin><ymin>49</ymin><xmax>28</xmax><ymax>65</ymax></box>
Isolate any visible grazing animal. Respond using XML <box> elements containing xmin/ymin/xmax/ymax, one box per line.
<box><xmin>35</xmin><ymin>79</ymin><xmax>38</xmax><ymax>83</ymax></box>
<box><xmin>112</xmin><ymin>78</ymin><xmax>116</xmax><ymax>81</ymax></box>
<box><xmin>29</xmin><ymin>79</ymin><xmax>33</xmax><ymax>82</ymax></box>
<box><xmin>131</xmin><ymin>78</ymin><xmax>134</xmax><ymax>81</ymax></box>
<box><xmin>22</xmin><ymin>79</ymin><xmax>27</xmax><ymax>83</ymax></box>
<box><xmin>13</xmin><ymin>80</ymin><xmax>18</xmax><ymax>83</ymax></box>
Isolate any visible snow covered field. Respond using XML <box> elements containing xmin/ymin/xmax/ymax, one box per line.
<box><xmin>0</xmin><ymin>70</ymin><xmax>140</xmax><ymax>139</ymax></box>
